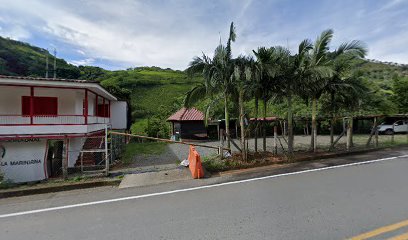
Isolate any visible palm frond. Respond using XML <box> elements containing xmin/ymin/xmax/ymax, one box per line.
<box><xmin>335</xmin><ymin>40</ymin><xmax>368</xmax><ymax>58</ymax></box>
<box><xmin>183</xmin><ymin>84</ymin><xmax>207</xmax><ymax>108</ymax></box>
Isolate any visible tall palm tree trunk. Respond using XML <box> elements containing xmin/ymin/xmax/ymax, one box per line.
<box><xmin>330</xmin><ymin>118</ymin><xmax>335</xmax><ymax>144</ymax></box>
<box><xmin>287</xmin><ymin>94</ymin><xmax>294</xmax><ymax>154</ymax></box>
<box><xmin>330</xmin><ymin>92</ymin><xmax>335</xmax><ymax>145</ymax></box>
<box><xmin>254</xmin><ymin>98</ymin><xmax>259</xmax><ymax>153</ymax></box>
<box><xmin>311</xmin><ymin>97</ymin><xmax>317</xmax><ymax>152</ymax></box>
<box><xmin>239</xmin><ymin>90</ymin><xmax>246</xmax><ymax>161</ymax></box>
<box><xmin>224</xmin><ymin>93</ymin><xmax>231</xmax><ymax>149</ymax></box>
<box><xmin>263</xmin><ymin>99</ymin><xmax>267</xmax><ymax>152</ymax></box>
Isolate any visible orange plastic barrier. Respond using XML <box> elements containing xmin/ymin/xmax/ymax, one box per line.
<box><xmin>188</xmin><ymin>145</ymin><xmax>204</xmax><ymax>179</ymax></box>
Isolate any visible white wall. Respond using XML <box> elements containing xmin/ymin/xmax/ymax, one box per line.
<box><xmin>88</xmin><ymin>93</ymin><xmax>95</xmax><ymax>116</ymax></box>
<box><xmin>0</xmin><ymin>139</ymin><xmax>47</xmax><ymax>183</ymax></box>
<box><xmin>0</xmin><ymin>124</ymin><xmax>107</xmax><ymax>135</ymax></box>
<box><xmin>68</xmin><ymin>138</ymin><xmax>85</xmax><ymax>168</ymax></box>
<box><xmin>0</xmin><ymin>86</ymin><xmax>29</xmax><ymax>115</ymax></box>
<box><xmin>111</xmin><ymin>101</ymin><xmax>127</xmax><ymax>129</ymax></box>
<box><xmin>35</xmin><ymin>88</ymin><xmax>84</xmax><ymax>115</ymax></box>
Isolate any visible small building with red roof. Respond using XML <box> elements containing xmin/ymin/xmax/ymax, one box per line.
<box><xmin>167</xmin><ymin>107</ymin><xmax>207</xmax><ymax>139</ymax></box>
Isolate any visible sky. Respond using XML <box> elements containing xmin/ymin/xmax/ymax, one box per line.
<box><xmin>0</xmin><ymin>0</ymin><xmax>407</xmax><ymax>70</ymax></box>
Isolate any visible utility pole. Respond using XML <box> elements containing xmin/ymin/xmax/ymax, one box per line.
<box><xmin>53</xmin><ymin>48</ymin><xmax>57</xmax><ymax>79</ymax></box>
<box><xmin>45</xmin><ymin>49</ymin><xmax>49</xmax><ymax>78</ymax></box>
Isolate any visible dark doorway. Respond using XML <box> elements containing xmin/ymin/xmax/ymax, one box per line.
<box><xmin>46</xmin><ymin>140</ymin><xmax>64</xmax><ymax>178</ymax></box>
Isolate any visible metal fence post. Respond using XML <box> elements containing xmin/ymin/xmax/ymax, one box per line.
<box><xmin>273</xmin><ymin>125</ymin><xmax>278</xmax><ymax>155</ymax></box>
<box><xmin>375</xmin><ymin>117</ymin><xmax>379</xmax><ymax>147</ymax></box>
<box><xmin>346</xmin><ymin>117</ymin><xmax>352</xmax><ymax>151</ymax></box>
<box><xmin>105</xmin><ymin>125</ymin><xmax>109</xmax><ymax>177</ymax></box>
<box><xmin>406</xmin><ymin>118</ymin><xmax>408</xmax><ymax>143</ymax></box>
<box><xmin>392</xmin><ymin>121</ymin><xmax>396</xmax><ymax>144</ymax></box>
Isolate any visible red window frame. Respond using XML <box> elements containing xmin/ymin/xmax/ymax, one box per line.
<box><xmin>97</xmin><ymin>104</ymin><xmax>110</xmax><ymax>118</ymax></box>
<box><xmin>22</xmin><ymin>96</ymin><xmax>58</xmax><ymax>116</ymax></box>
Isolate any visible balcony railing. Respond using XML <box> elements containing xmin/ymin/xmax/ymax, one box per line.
<box><xmin>0</xmin><ymin>115</ymin><xmax>110</xmax><ymax>125</ymax></box>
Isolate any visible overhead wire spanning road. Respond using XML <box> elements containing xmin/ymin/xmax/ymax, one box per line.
<box><xmin>1</xmin><ymin>147</ymin><xmax>408</xmax><ymax>239</ymax></box>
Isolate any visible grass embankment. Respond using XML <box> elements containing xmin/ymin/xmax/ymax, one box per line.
<box><xmin>202</xmin><ymin>152</ymin><xmax>284</xmax><ymax>173</ymax></box>
<box><xmin>122</xmin><ymin>141</ymin><xmax>167</xmax><ymax>164</ymax></box>
<box><xmin>202</xmin><ymin>135</ymin><xmax>408</xmax><ymax>173</ymax></box>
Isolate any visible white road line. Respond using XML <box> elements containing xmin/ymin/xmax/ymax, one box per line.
<box><xmin>0</xmin><ymin>154</ymin><xmax>407</xmax><ymax>219</ymax></box>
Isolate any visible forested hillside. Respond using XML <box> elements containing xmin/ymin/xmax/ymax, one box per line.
<box><xmin>0</xmin><ymin>36</ymin><xmax>407</xmax><ymax>136</ymax></box>
<box><xmin>0</xmin><ymin>36</ymin><xmax>81</xmax><ymax>78</ymax></box>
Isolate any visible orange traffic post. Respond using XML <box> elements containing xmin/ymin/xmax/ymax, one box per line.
<box><xmin>188</xmin><ymin>145</ymin><xmax>204</xmax><ymax>179</ymax></box>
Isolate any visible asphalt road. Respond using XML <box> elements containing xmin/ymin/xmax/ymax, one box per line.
<box><xmin>1</xmin><ymin>147</ymin><xmax>408</xmax><ymax>240</ymax></box>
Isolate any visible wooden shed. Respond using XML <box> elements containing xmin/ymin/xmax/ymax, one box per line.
<box><xmin>167</xmin><ymin>108</ymin><xmax>207</xmax><ymax>140</ymax></box>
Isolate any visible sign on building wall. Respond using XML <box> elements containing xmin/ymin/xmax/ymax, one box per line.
<box><xmin>0</xmin><ymin>139</ymin><xmax>47</xmax><ymax>183</ymax></box>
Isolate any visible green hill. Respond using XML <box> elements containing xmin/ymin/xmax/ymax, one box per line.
<box><xmin>95</xmin><ymin>67</ymin><xmax>200</xmax><ymax>134</ymax></box>
<box><xmin>0</xmin><ymin>36</ymin><xmax>81</xmax><ymax>78</ymax></box>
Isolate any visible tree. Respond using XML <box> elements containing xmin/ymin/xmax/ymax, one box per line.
<box><xmin>253</xmin><ymin>46</ymin><xmax>287</xmax><ymax>152</ymax></box>
<box><xmin>233</xmin><ymin>56</ymin><xmax>256</xmax><ymax>160</ymax></box>
<box><xmin>301</xmin><ymin>30</ymin><xmax>335</xmax><ymax>152</ymax></box>
<box><xmin>392</xmin><ymin>77</ymin><xmax>408</xmax><ymax>113</ymax></box>
<box><xmin>323</xmin><ymin>47</ymin><xmax>367</xmax><ymax>143</ymax></box>
<box><xmin>185</xmin><ymin>22</ymin><xmax>237</xmax><ymax>149</ymax></box>
<box><xmin>303</xmin><ymin>29</ymin><xmax>367</xmax><ymax>152</ymax></box>
<box><xmin>253</xmin><ymin>47</ymin><xmax>271</xmax><ymax>152</ymax></box>
<box><xmin>282</xmin><ymin>39</ymin><xmax>313</xmax><ymax>154</ymax></box>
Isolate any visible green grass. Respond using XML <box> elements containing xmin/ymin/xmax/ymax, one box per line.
<box><xmin>130</xmin><ymin>118</ymin><xmax>149</xmax><ymax>134</ymax></box>
<box><xmin>201</xmin><ymin>154</ymin><xmax>241</xmax><ymax>172</ymax></box>
<box><xmin>122</xmin><ymin>142</ymin><xmax>167</xmax><ymax>164</ymax></box>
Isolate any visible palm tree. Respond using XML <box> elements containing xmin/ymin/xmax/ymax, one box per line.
<box><xmin>233</xmin><ymin>55</ymin><xmax>257</xmax><ymax>160</ymax></box>
<box><xmin>282</xmin><ymin>40</ymin><xmax>313</xmax><ymax>154</ymax></box>
<box><xmin>303</xmin><ymin>29</ymin><xmax>336</xmax><ymax>152</ymax></box>
<box><xmin>253</xmin><ymin>46</ymin><xmax>286</xmax><ymax>151</ymax></box>
<box><xmin>185</xmin><ymin>22</ymin><xmax>237</xmax><ymax>149</ymax></box>
<box><xmin>324</xmin><ymin>43</ymin><xmax>367</xmax><ymax>143</ymax></box>
<box><xmin>306</xmin><ymin>31</ymin><xmax>367</xmax><ymax>151</ymax></box>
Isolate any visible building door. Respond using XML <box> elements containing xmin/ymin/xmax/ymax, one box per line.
<box><xmin>46</xmin><ymin>140</ymin><xmax>64</xmax><ymax>178</ymax></box>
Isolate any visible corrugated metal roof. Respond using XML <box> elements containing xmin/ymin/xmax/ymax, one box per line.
<box><xmin>167</xmin><ymin>107</ymin><xmax>204</xmax><ymax>121</ymax></box>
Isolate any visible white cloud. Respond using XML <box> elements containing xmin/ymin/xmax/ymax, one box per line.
<box><xmin>0</xmin><ymin>0</ymin><xmax>406</xmax><ymax>69</ymax></box>
<box><xmin>69</xmin><ymin>58</ymin><xmax>95</xmax><ymax>66</ymax></box>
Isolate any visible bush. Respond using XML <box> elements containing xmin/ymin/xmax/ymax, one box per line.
<box><xmin>201</xmin><ymin>155</ymin><xmax>237</xmax><ymax>172</ymax></box>
<box><xmin>0</xmin><ymin>172</ymin><xmax>14</xmax><ymax>189</ymax></box>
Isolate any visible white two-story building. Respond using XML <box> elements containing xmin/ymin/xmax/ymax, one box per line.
<box><xmin>0</xmin><ymin>75</ymin><xmax>127</xmax><ymax>183</ymax></box>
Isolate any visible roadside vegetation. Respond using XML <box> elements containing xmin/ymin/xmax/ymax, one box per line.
<box><xmin>184</xmin><ymin>22</ymin><xmax>408</xmax><ymax>160</ymax></box>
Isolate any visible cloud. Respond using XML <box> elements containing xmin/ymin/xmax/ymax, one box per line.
<box><xmin>69</xmin><ymin>58</ymin><xmax>95</xmax><ymax>66</ymax></box>
<box><xmin>0</xmin><ymin>0</ymin><xmax>406</xmax><ymax>70</ymax></box>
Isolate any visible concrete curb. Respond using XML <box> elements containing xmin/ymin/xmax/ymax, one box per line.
<box><xmin>293</xmin><ymin>147</ymin><xmax>385</xmax><ymax>162</ymax></box>
<box><xmin>0</xmin><ymin>179</ymin><xmax>121</xmax><ymax>199</ymax></box>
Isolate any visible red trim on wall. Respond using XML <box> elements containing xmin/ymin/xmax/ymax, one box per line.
<box><xmin>103</xmin><ymin>98</ymin><xmax>106</xmax><ymax>118</ymax></box>
<box><xmin>108</xmin><ymin>100</ymin><xmax>111</xmax><ymax>117</ymax></box>
<box><xmin>30</xmin><ymin>87</ymin><xmax>34</xmax><ymax>124</ymax></box>
<box><xmin>95</xmin><ymin>94</ymin><xmax>98</xmax><ymax>116</ymax></box>
<box><xmin>84</xmin><ymin>89</ymin><xmax>88</xmax><ymax>124</ymax></box>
